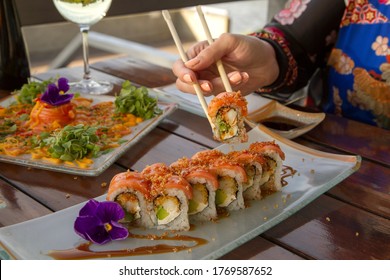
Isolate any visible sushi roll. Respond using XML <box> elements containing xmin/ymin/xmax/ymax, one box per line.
<box><xmin>249</xmin><ymin>141</ymin><xmax>286</xmax><ymax>193</ymax></box>
<box><xmin>170</xmin><ymin>157</ymin><xmax>219</xmax><ymax>223</ymax></box>
<box><xmin>207</xmin><ymin>91</ymin><xmax>248</xmax><ymax>143</ymax></box>
<box><xmin>142</xmin><ymin>163</ymin><xmax>193</xmax><ymax>231</ymax></box>
<box><xmin>192</xmin><ymin>150</ymin><xmax>247</xmax><ymax>211</ymax></box>
<box><xmin>106</xmin><ymin>170</ymin><xmax>155</xmax><ymax>228</ymax></box>
<box><xmin>227</xmin><ymin>150</ymin><xmax>266</xmax><ymax>200</ymax></box>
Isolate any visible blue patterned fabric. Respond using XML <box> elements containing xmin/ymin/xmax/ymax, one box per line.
<box><xmin>326</xmin><ymin>0</ymin><xmax>390</xmax><ymax>128</ymax></box>
<box><xmin>266</xmin><ymin>0</ymin><xmax>390</xmax><ymax>128</ymax></box>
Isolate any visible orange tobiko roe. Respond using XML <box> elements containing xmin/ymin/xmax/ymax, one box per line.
<box><xmin>207</xmin><ymin>91</ymin><xmax>248</xmax><ymax>118</ymax></box>
<box><xmin>27</xmin><ymin>99</ymin><xmax>75</xmax><ymax>132</ymax></box>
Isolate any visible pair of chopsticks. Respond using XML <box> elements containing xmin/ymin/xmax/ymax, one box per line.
<box><xmin>162</xmin><ymin>6</ymin><xmax>233</xmax><ymax>128</ymax></box>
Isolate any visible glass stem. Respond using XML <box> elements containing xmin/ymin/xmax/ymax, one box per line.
<box><xmin>80</xmin><ymin>25</ymin><xmax>91</xmax><ymax>81</ymax></box>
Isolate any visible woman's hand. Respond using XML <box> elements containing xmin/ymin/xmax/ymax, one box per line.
<box><xmin>172</xmin><ymin>33</ymin><xmax>279</xmax><ymax>96</ymax></box>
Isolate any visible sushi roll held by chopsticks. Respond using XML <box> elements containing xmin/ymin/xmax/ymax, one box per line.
<box><xmin>195</xmin><ymin>6</ymin><xmax>248</xmax><ymax>143</ymax></box>
<box><xmin>208</xmin><ymin>91</ymin><xmax>248</xmax><ymax>143</ymax></box>
<box><xmin>162</xmin><ymin>9</ymin><xmax>249</xmax><ymax>144</ymax></box>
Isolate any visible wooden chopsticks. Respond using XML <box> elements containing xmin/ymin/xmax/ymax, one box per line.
<box><xmin>162</xmin><ymin>7</ymin><xmax>254</xmax><ymax>130</ymax></box>
<box><xmin>162</xmin><ymin>9</ymin><xmax>214</xmax><ymax>129</ymax></box>
<box><xmin>194</xmin><ymin>6</ymin><xmax>255</xmax><ymax>129</ymax></box>
<box><xmin>195</xmin><ymin>6</ymin><xmax>233</xmax><ymax>93</ymax></box>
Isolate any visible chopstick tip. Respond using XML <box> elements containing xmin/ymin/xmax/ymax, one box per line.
<box><xmin>162</xmin><ymin>10</ymin><xmax>171</xmax><ymax>20</ymax></box>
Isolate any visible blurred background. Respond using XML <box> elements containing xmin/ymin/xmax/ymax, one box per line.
<box><xmin>17</xmin><ymin>0</ymin><xmax>287</xmax><ymax>74</ymax></box>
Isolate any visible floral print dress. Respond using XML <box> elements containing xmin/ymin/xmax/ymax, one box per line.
<box><xmin>261</xmin><ymin>0</ymin><xmax>390</xmax><ymax>129</ymax></box>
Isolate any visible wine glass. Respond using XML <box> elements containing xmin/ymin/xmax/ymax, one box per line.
<box><xmin>53</xmin><ymin>0</ymin><xmax>113</xmax><ymax>95</ymax></box>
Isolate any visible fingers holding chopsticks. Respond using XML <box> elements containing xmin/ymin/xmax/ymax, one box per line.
<box><xmin>173</xmin><ymin>59</ymin><xmax>249</xmax><ymax>96</ymax></box>
<box><xmin>172</xmin><ymin>45</ymin><xmax>249</xmax><ymax>95</ymax></box>
<box><xmin>164</xmin><ymin>7</ymin><xmax>249</xmax><ymax>143</ymax></box>
<box><xmin>172</xmin><ymin>34</ymin><xmax>255</xmax><ymax>95</ymax></box>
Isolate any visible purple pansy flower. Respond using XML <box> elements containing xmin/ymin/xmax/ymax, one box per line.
<box><xmin>40</xmin><ymin>77</ymin><xmax>74</xmax><ymax>106</ymax></box>
<box><xmin>74</xmin><ymin>199</ymin><xmax>129</xmax><ymax>245</ymax></box>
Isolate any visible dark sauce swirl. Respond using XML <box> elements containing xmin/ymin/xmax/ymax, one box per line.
<box><xmin>48</xmin><ymin>232</ymin><xmax>208</xmax><ymax>260</ymax></box>
<box><xmin>281</xmin><ymin>165</ymin><xmax>297</xmax><ymax>187</ymax></box>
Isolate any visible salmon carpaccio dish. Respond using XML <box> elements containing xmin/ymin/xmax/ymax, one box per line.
<box><xmin>0</xmin><ymin>78</ymin><xmax>160</xmax><ymax>168</ymax></box>
<box><xmin>106</xmin><ymin>141</ymin><xmax>285</xmax><ymax>231</ymax></box>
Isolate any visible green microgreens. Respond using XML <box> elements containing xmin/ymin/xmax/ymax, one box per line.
<box><xmin>13</xmin><ymin>79</ymin><xmax>54</xmax><ymax>105</ymax></box>
<box><xmin>114</xmin><ymin>80</ymin><xmax>162</xmax><ymax>120</ymax></box>
<box><xmin>43</xmin><ymin>124</ymin><xmax>101</xmax><ymax>161</ymax></box>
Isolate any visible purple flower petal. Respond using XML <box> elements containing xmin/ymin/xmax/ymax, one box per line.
<box><xmin>74</xmin><ymin>199</ymin><xmax>129</xmax><ymax>244</ymax></box>
<box><xmin>96</xmin><ymin>201</ymin><xmax>125</xmax><ymax>223</ymax></box>
<box><xmin>40</xmin><ymin>77</ymin><xmax>74</xmax><ymax>106</ymax></box>
<box><xmin>109</xmin><ymin>221</ymin><xmax>129</xmax><ymax>241</ymax></box>
<box><xmin>53</xmin><ymin>93</ymin><xmax>74</xmax><ymax>106</ymax></box>
<box><xmin>74</xmin><ymin>215</ymin><xmax>102</xmax><ymax>240</ymax></box>
<box><xmin>85</xmin><ymin>226</ymin><xmax>111</xmax><ymax>245</ymax></box>
<box><xmin>40</xmin><ymin>84</ymin><xmax>58</xmax><ymax>104</ymax></box>
<box><xmin>58</xmin><ymin>77</ymin><xmax>70</xmax><ymax>93</ymax></box>
<box><xmin>79</xmin><ymin>199</ymin><xmax>99</xmax><ymax>216</ymax></box>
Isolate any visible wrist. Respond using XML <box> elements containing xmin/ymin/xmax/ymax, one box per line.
<box><xmin>258</xmin><ymin>39</ymin><xmax>280</xmax><ymax>87</ymax></box>
<box><xmin>250</xmin><ymin>29</ymin><xmax>298</xmax><ymax>93</ymax></box>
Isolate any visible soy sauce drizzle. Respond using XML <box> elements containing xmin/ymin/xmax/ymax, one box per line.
<box><xmin>281</xmin><ymin>165</ymin><xmax>296</xmax><ymax>187</ymax></box>
<box><xmin>47</xmin><ymin>232</ymin><xmax>208</xmax><ymax>260</ymax></box>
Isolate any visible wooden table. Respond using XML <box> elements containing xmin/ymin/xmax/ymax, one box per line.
<box><xmin>0</xmin><ymin>56</ymin><xmax>389</xmax><ymax>260</ymax></box>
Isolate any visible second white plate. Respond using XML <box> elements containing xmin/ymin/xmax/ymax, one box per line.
<box><xmin>0</xmin><ymin>92</ymin><xmax>178</xmax><ymax>176</ymax></box>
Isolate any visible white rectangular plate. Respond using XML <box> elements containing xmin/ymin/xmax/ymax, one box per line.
<box><xmin>0</xmin><ymin>126</ymin><xmax>361</xmax><ymax>260</ymax></box>
<box><xmin>0</xmin><ymin>92</ymin><xmax>178</xmax><ymax>176</ymax></box>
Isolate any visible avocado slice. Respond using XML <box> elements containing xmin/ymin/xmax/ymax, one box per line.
<box><xmin>215</xmin><ymin>189</ymin><xmax>227</xmax><ymax>206</ymax></box>
<box><xmin>156</xmin><ymin>205</ymin><xmax>169</xmax><ymax>220</ymax></box>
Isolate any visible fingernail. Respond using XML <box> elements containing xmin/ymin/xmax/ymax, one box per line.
<box><xmin>183</xmin><ymin>74</ymin><xmax>193</xmax><ymax>83</ymax></box>
<box><xmin>229</xmin><ymin>72</ymin><xmax>242</xmax><ymax>84</ymax></box>
<box><xmin>185</xmin><ymin>57</ymin><xmax>201</xmax><ymax>68</ymax></box>
<box><xmin>200</xmin><ymin>82</ymin><xmax>211</xmax><ymax>92</ymax></box>
<box><xmin>242</xmin><ymin>72</ymin><xmax>249</xmax><ymax>82</ymax></box>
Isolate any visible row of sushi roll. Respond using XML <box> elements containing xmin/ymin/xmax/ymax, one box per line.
<box><xmin>106</xmin><ymin>141</ymin><xmax>285</xmax><ymax>232</ymax></box>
